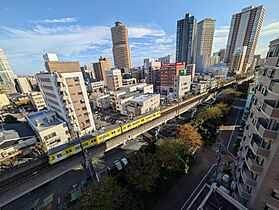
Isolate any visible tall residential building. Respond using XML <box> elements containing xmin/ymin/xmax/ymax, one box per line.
<box><xmin>111</xmin><ymin>22</ymin><xmax>132</xmax><ymax>69</ymax></box>
<box><xmin>93</xmin><ymin>57</ymin><xmax>112</xmax><ymax>84</ymax></box>
<box><xmin>225</xmin><ymin>5</ymin><xmax>266</xmax><ymax>74</ymax></box>
<box><xmin>195</xmin><ymin>19</ymin><xmax>216</xmax><ymax>72</ymax></box>
<box><xmin>14</xmin><ymin>76</ymin><xmax>32</xmax><ymax>94</ymax></box>
<box><xmin>158</xmin><ymin>55</ymin><xmax>173</xmax><ymax>64</ymax></box>
<box><xmin>176</xmin><ymin>13</ymin><xmax>197</xmax><ymax>64</ymax></box>
<box><xmin>36</xmin><ymin>60</ymin><xmax>95</xmax><ymax>137</ymax></box>
<box><xmin>0</xmin><ymin>48</ymin><xmax>17</xmax><ymax>85</ymax></box>
<box><xmin>106</xmin><ymin>69</ymin><xmax>123</xmax><ymax>91</ymax></box>
<box><xmin>235</xmin><ymin>38</ymin><xmax>279</xmax><ymax>209</ymax></box>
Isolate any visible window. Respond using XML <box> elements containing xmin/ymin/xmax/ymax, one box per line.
<box><xmin>44</xmin><ymin>132</ymin><xmax>57</xmax><ymax>141</ymax></box>
<box><xmin>57</xmin><ymin>153</ymin><xmax>62</xmax><ymax>158</ymax></box>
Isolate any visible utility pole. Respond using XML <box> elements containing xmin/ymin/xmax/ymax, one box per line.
<box><xmin>76</xmin><ymin>130</ymin><xmax>99</xmax><ymax>182</ymax></box>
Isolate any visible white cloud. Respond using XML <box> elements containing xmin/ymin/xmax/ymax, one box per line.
<box><xmin>34</xmin><ymin>17</ymin><xmax>78</xmax><ymax>24</ymax></box>
<box><xmin>260</xmin><ymin>21</ymin><xmax>279</xmax><ymax>37</ymax></box>
<box><xmin>212</xmin><ymin>25</ymin><xmax>230</xmax><ymax>53</ymax></box>
<box><xmin>0</xmin><ymin>23</ymin><xmax>175</xmax><ymax>74</ymax></box>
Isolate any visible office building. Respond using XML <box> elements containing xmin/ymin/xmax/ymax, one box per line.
<box><xmin>143</xmin><ymin>58</ymin><xmax>155</xmax><ymax>69</ymax></box>
<box><xmin>213</xmin><ymin>49</ymin><xmax>225</xmax><ymax>62</ymax></box>
<box><xmin>146</xmin><ymin>61</ymin><xmax>161</xmax><ymax>92</ymax></box>
<box><xmin>224</xmin><ymin>5</ymin><xmax>266</xmax><ymax>74</ymax></box>
<box><xmin>176</xmin><ymin>13</ymin><xmax>197</xmax><ymax>63</ymax></box>
<box><xmin>186</xmin><ymin>64</ymin><xmax>196</xmax><ymax>80</ymax></box>
<box><xmin>160</xmin><ymin>62</ymin><xmax>185</xmax><ymax>94</ymax></box>
<box><xmin>80</xmin><ymin>65</ymin><xmax>95</xmax><ymax>82</ymax></box>
<box><xmin>105</xmin><ymin>69</ymin><xmax>123</xmax><ymax>91</ymax></box>
<box><xmin>230</xmin><ymin>47</ymin><xmax>248</xmax><ymax>75</ymax></box>
<box><xmin>26</xmin><ymin>110</ymin><xmax>70</xmax><ymax>150</ymax></box>
<box><xmin>30</xmin><ymin>91</ymin><xmax>46</xmax><ymax>111</ymax></box>
<box><xmin>0</xmin><ymin>48</ymin><xmax>17</xmax><ymax>86</ymax></box>
<box><xmin>234</xmin><ymin>38</ymin><xmax>279</xmax><ymax>209</ymax></box>
<box><xmin>173</xmin><ymin>75</ymin><xmax>191</xmax><ymax>99</ymax></box>
<box><xmin>111</xmin><ymin>22</ymin><xmax>131</xmax><ymax>69</ymax></box>
<box><xmin>36</xmin><ymin>60</ymin><xmax>95</xmax><ymax>137</ymax></box>
<box><xmin>195</xmin><ymin>18</ymin><xmax>216</xmax><ymax>72</ymax></box>
<box><xmin>158</xmin><ymin>55</ymin><xmax>173</xmax><ymax>64</ymax></box>
<box><xmin>93</xmin><ymin>57</ymin><xmax>112</xmax><ymax>83</ymax></box>
<box><xmin>14</xmin><ymin>76</ymin><xmax>32</xmax><ymax>94</ymax></box>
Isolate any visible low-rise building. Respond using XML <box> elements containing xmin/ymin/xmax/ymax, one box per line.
<box><xmin>106</xmin><ymin>69</ymin><xmax>123</xmax><ymax>91</ymax></box>
<box><xmin>88</xmin><ymin>81</ymin><xmax>105</xmax><ymax>93</ymax></box>
<box><xmin>120</xmin><ymin>83</ymin><xmax>152</xmax><ymax>93</ymax></box>
<box><xmin>123</xmin><ymin>78</ymin><xmax>137</xmax><ymax>86</ymax></box>
<box><xmin>26</xmin><ymin>110</ymin><xmax>71</xmax><ymax>150</ymax></box>
<box><xmin>8</xmin><ymin>92</ymin><xmax>29</xmax><ymax>106</ymax></box>
<box><xmin>115</xmin><ymin>91</ymin><xmax>137</xmax><ymax>115</ymax></box>
<box><xmin>14</xmin><ymin>76</ymin><xmax>32</xmax><ymax>94</ymax></box>
<box><xmin>0</xmin><ymin>94</ymin><xmax>10</xmax><ymax>109</ymax></box>
<box><xmin>191</xmin><ymin>83</ymin><xmax>207</xmax><ymax>95</ymax></box>
<box><xmin>0</xmin><ymin>82</ymin><xmax>16</xmax><ymax>94</ymax></box>
<box><xmin>91</xmin><ymin>93</ymin><xmax>110</xmax><ymax>109</ymax></box>
<box><xmin>126</xmin><ymin>94</ymin><xmax>160</xmax><ymax>116</ymax></box>
<box><xmin>30</xmin><ymin>91</ymin><xmax>46</xmax><ymax>111</ymax></box>
<box><xmin>174</xmin><ymin>75</ymin><xmax>191</xmax><ymax>98</ymax></box>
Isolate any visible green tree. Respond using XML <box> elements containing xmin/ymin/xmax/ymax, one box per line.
<box><xmin>125</xmin><ymin>152</ymin><xmax>160</xmax><ymax>192</ymax></box>
<box><xmin>4</xmin><ymin>115</ymin><xmax>18</xmax><ymax>124</ymax></box>
<box><xmin>156</xmin><ymin>139</ymin><xmax>190</xmax><ymax>173</ymax></box>
<box><xmin>80</xmin><ymin>177</ymin><xmax>140</xmax><ymax>210</ymax></box>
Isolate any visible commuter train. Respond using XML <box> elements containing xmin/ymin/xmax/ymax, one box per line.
<box><xmin>48</xmin><ymin>110</ymin><xmax>161</xmax><ymax>164</ymax></box>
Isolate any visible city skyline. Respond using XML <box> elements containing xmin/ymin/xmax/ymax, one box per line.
<box><xmin>0</xmin><ymin>0</ymin><xmax>278</xmax><ymax>75</ymax></box>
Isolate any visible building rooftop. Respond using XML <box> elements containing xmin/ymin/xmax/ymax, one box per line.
<box><xmin>187</xmin><ymin>183</ymin><xmax>248</xmax><ymax>210</ymax></box>
<box><xmin>132</xmin><ymin>94</ymin><xmax>159</xmax><ymax>104</ymax></box>
<box><xmin>26</xmin><ymin>110</ymin><xmax>66</xmax><ymax>132</ymax></box>
<box><xmin>0</xmin><ymin>122</ymin><xmax>35</xmax><ymax>149</ymax></box>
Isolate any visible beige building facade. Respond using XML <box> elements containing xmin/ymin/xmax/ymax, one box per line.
<box><xmin>106</xmin><ymin>69</ymin><xmax>123</xmax><ymax>91</ymax></box>
<box><xmin>30</xmin><ymin>91</ymin><xmax>46</xmax><ymax>111</ymax></box>
<box><xmin>235</xmin><ymin>38</ymin><xmax>279</xmax><ymax>209</ymax></box>
<box><xmin>37</xmin><ymin>61</ymin><xmax>95</xmax><ymax>137</ymax></box>
<box><xmin>111</xmin><ymin>22</ymin><xmax>131</xmax><ymax>69</ymax></box>
<box><xmin>93</xmin><ymin>56</ymin><xmax>112</xmax><ymax>83</ymax></box>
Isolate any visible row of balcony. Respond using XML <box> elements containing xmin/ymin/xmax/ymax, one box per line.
<box><xmin>245</xmin><ymin>156</ymin><xmax>263</xmax><ymax>174</ymax></box>
<box><xmin>241</xmin><ymin>169</ymin><xmax>257</xmax><ymax>187</ymax></box>
<box><xmin>250</xmin><ymin>134</ymin><xmax>271</xmax><ymax>158</ymax></box>
<box><xmin>255</xmin><ymin>118</ymin><xmax>278</xmax><ymax>140</ymax></box>
<box><xmin>238</xmin><ymin>182</ymin><xmax>252</xmax><ymax>200</ymax></box>
<box><xmin>262</xmin><ymin>100</ymin><xmax>279</xmax><ymax>119</ymax></box>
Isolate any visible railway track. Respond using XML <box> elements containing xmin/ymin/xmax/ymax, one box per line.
<box><xmin>0</xmin><ymin>78</ymin><xmax>243</xmax><ymax>193</ymax></box>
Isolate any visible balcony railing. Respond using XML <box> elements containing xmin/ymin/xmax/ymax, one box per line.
<box><xmin>251</xmin><ymin>134</ymin><xmax>270</xmax><ymax>158</ymax></box>
<box><xmin>238</xmin><ymin>183</ymin><xmax>252</xmax><ymax>200</ymax></box>
<box><xmin>241</xmin><ymin>169</ymin><xmax>257</xmax><ymax>187</ymax></box>
<box><xmin>268</xmin><ymin>79</ymin><xmax>279</xmax><ymax>94</ymax></box>
<box><xmin>262</xmin><ymin>100</ymin><xmax>279</xmax><ymax>119</ymax></box>
<box><xmin>246</xmin><ymin>157</ymin><xmax>263</xmax><ymax>174</ymax></box>
<box><xmin>256</xmin><ymin>119</ymin><xmax>278</xmax><ymax>140</ymax></box>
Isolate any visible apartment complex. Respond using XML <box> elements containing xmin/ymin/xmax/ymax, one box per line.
<box><xmin>106</xmin><ymin>69</ymin><xmax>123</xmax><ymax>91</ymax></box>
<box><xmin>93</xmin><ymin>56</ymin><xmax>112</xmax><ymax>83</ymax></box>
<box><xmin>195</xmin><ymin>19</ymin><xmax>216</xmax><ymax>72</ymax></box>
<box><xmin>176</xmin><ymin>13</ymin><xmax>197</xmax><ymax>64</ymax></box>
<box><xmin>160</xmin><ymin>62</ymin><xmax>185</xmax><ymax>93</ymax></box>
<box><xmin>0</xmin><ymin>48</ymin><xmax>17</xmax><ymax>87</ymax></box>
<box><xmin>111</xmin><ymin>22</ymin><xmax>131</xmax><ymax>69</ymax></box>
<box><xmin>14</xmin><ymin>76</ymin><xmax>32</xmax><ymax>94</ymax></box>
<box><xmin>235</xmin><ymin>38</ymin><xmax>279</xmax><ymax>209</ymax></box>
<box><xmin>36</xmin><ymin>60</ymin><xmax>95</xmax><ymax>137</ymax></box>
<box><xmin>225</xmin><ymin>5</ymin><xmax>265</xmax><ymax>74</ymax></box>
<box><xmin>146</xmin><ymin>61</ymin><xmax>161</xmax><ymax>92</ymax></box>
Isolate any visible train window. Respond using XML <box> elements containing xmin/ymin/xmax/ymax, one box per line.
<box><xmin>83</xmin><ymin>142</ymin><xmax>88</xmax><ymax>146</ymax></box>
<box><xmin>141</xmin><ymin>119</ymin><xmax>144</xmax><ymax>121</ymax></box>
<box><xmin>69</xmin><ymin>149</ymin><xmax>72</xmax><ymax>152</ymax></box>
<box><xmin>57</xmin><ymin>153</ymin><xmax>62</xmax><ymax>158</ymax></box>
<box><xmin>66</xmin><ymin>150</ymin><xmax>69</xmax><ymax>154</ymax></box>
<box><xmin>94</xmin><ymin>139</ymin><xmax>97</xmax><ymax>142</ymax></box>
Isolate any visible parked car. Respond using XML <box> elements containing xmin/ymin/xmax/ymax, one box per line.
<box><xmin>114</xmin><ymin>160</ymin><xmax>123</xmax><ymax>170</ymax></box>
<box><xmin>120</xmin><ymin>158</ymin><xmax>128</xmax><ymax>166</ymax></box>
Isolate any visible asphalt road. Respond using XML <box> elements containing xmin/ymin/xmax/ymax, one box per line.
<box><xmin>3</xmin><ymin>138</ymin><xmax>146</xmax><ymax>210</ymax></box>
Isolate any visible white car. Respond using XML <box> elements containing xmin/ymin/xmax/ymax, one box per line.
<box><xmin>121</xmin><ymin>158</ymin><xmax>128</xmax><ymax>166</ymax></box>
<box><xmin>114</xmin><ymin>160</ymin><xmax>123</xmax><ymax>171</ymax></box>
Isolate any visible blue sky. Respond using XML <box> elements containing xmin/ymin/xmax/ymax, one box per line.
<box><xmin>0</xmin><ymin>0</ymin><xmax>278</xmax><ymax>75</ymax></box>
